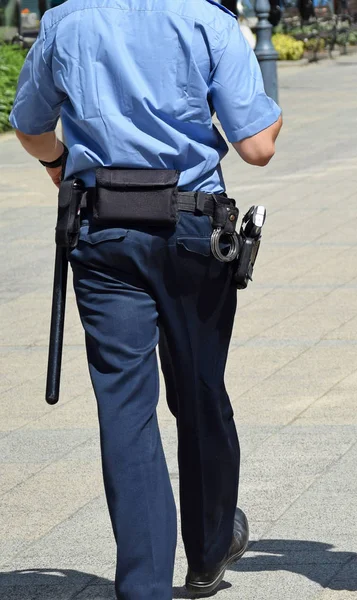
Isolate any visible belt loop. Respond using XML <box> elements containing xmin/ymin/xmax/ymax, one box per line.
<box><xmin>195</xmin><ymin>191</ymin><xmax>209</xmax><ymax>214</ymax></box>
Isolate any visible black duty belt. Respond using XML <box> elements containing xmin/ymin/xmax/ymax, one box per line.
<box><xmin>82</xmin><ymin>187</ymin><xmax>240</xmax><ymax>263</ymax></box>
<box><xmin>177</xmin><ymin>191</ymin><xmax>221</xmax><ymax>216</ymax></box>
<box><xmin>82</xmin><ymin>189</ymin><xmax>224</xmax><ymax>218</ymax></box>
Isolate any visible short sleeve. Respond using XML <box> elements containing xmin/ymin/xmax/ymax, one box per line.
<box><xmin>9</xmin><ymin>20</ymin><xmax>66</xmax><ymax>135</ymax></box>
<box><xmin>210</xmin><ymin>23</ymin><xmax>282</xmax><ymax>143</ymax></box>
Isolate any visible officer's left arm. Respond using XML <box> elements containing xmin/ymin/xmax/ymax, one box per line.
<box><xmin>10</xmin><ymin>18</ymin><xmax>66</xmax><ymax>185</ymax></box>
<box><xmin>209</xmin><ymin>21</ymin><xmax>282</xmax><ymax>166</ymax></box>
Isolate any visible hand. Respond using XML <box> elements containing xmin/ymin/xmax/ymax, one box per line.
<box><xmin>46</xmin><ymin>165</ymin><xmax>63</xmax><ymax>188</ymax></box>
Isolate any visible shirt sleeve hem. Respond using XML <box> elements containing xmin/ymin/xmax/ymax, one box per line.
<box><xmin>226</xmin><ymin>106</ymin><xmax>282</xmax><ymax>143</ymax></box>
<box><xmin>9</xmin><ymin>112</ymin><xmax>58</xmax><ymax>135</ymax></box>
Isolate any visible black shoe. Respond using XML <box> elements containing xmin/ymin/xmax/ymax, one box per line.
<box><xmin>185</xmin><ymin>508</ymin><xmax>249</xmax><ymax>596</ymax></box>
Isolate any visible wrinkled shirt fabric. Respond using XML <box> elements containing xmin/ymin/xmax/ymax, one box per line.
<box><xmin>10</xmin><ymin>0</ymin><xmax>281</xmax><ymax>192</ymax></box>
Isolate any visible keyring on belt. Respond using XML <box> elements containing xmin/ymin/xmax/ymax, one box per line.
<box><xmin>210</xmin><ymin>228</ymin><xmax>240</xmax><ymax>263</ymax></box>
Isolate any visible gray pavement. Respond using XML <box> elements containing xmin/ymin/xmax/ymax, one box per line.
<box><xmin>1</xmin><ymin>55</ymin><xmax>357</xmax><ymax>600</ymax></box>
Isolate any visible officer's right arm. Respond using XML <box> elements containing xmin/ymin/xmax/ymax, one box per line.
<box><xmin>210</xmin><ymin>22</ymin><xmax>282</xmax><ymax>167</ymax></box>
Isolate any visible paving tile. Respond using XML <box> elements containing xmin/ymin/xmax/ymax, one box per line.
<box><xmin>0</xmin><ymin>456</ymin><xmax>103</xmax><ymax>544</ymax></box>
<box><xmin>22</xmin><ymin>391</ymin><xmax>97</xmax><ymax>431</ymax></box>
<box><xmin>264</xmin><ymin>491</ymin><xmax>357</xmax><ymax>553</ymax></box>
<box><xmin>304</xmin><ymin>442</ymin><xmax>357</xmax><ymax>493</ymax></box>
<box><xmin>7</xmin><ymin>495</ymin><xmax>114</xmax><ymax>572</ymax></box>
<box><xmin>0</xmin><ymin>463</ymin><xmax>47</xmax><ymax>497</ymax></box>
<box><xmin>237</xmin><ymin>344</ymin><xmax>357</xmax><ymax>401</ymax></box>
<box><xmin>0</xmin><ymin>357</ymin><xmax>92</xmax><ymax>432</ymax></box>
<box><xmin>0</xmin><ymin>428</ymin><xmax>96</xmax><ymax>464</ymax></box>
<box><xmin>293</xmin><ymin>390</ymin><xmax>357</xmax><ymax>425</ymax></box>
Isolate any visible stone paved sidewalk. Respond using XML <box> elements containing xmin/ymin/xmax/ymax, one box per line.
<box><xmin>0</xmin><ymin>55</ymin><xmax>357</xmax><ymax>600</ymax></box>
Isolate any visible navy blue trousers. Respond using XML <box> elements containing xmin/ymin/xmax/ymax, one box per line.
<box><xmin>69</xmin><ymin>211</ymin><xmax>240</xmax><ymax>599</ymax></box>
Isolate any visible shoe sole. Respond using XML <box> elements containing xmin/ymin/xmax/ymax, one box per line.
<box><xmin>185</xmin><ymin>532</ymin><xmax>249</xmax><ymax>597</ymax></box>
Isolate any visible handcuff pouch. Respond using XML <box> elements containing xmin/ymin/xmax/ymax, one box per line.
<box><xmin>211</xmin><ymin>196</ymin><xmax>239</xmax><ymax>235</ymax></box>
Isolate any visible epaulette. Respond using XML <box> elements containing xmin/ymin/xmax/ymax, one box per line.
<box><xmin>205</xmin><ymin>0</ymin><xmax>236</xmax><ymax>18</ymax></box>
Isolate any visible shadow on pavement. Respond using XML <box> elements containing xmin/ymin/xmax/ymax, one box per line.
<box><xmin>0</xmin><ymin>568</ymin><xmax>230</xmax><ymax>599</ymax></box>
<box><xmin>0</xmin><ymin>568</ymin><xmax>115</xmax><ymax>599</ymax></box>
<box><xmin>0</xmin><ymin>540</ymin><xmax>356</xmax><ymax>599</ymax></box>
<box><xmin>230</xmin><ymin>539</ymin><xmax>357</xmax><ymax>591</ymax></box>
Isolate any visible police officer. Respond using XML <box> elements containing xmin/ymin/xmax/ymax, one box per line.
<box><xmin>10</xmin><ymin>1</ymin><xmax>282</xmax><ymax>598</ymax></box>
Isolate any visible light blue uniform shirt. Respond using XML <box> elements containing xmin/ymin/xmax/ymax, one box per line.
<box><xmin>10</xmin><ymin>0</ymin><xmax>281</xmax><ymax>192</ymax></box>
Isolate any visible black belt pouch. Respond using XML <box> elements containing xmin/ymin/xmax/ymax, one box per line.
<box><xmin>93</xmin><ymin>168</ymin><xmax>180</xmax><ymax>225</ymax></box>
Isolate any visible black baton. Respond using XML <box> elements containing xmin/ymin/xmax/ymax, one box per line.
<box><xmin>45</xmin><ymin>155</ymin><xmax>83</xmax><ymax>404</ymax></box>
<box><xmin>46</xmin><ymin>246</ymin><xmax>69</xmax><ymax>405</ymax></box>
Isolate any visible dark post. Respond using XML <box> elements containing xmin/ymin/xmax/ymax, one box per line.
<box><xmin>254</xmin><ymin>0</ymin><xmax>279</xmax><ymax>104</ymax></box>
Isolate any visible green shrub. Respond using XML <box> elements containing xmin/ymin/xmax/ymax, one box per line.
<box><xmin>272</xmin><ymin>33</ymin><xmax>305</xmax><ymax>60</ymax></box>
<box><xmin>273</xmin><ymin>23</ymin><xmax>285</xmax><ymax>35</ymax></box>
<box><xmin>289</xmin><ymin>25</ymin><xmax>319</xmax><ymax>38</ymax></box>
<box><xmin>303</xmin><ymin>37</ymin><xmax>325</xmax><ymax>52</ymax></box>
<box><xmin>347</xmin><ymin>31</ymin><xmax>357</xmax><ymax>45</ymax></box>
<box><xmin>336</xmin><ymin>32</ymin><xmax>350</xmax><ymax>46</ymax></box>
<box><xmin>0</xmin><ymin>44</ymin><xmax>27</xmax><ymax>133</ymax></box>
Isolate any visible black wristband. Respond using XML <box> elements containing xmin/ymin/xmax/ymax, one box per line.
<box><xmin>39</xmin><ymin>145</ymin><xmax>68</xmax><ymax>168</ymax></box>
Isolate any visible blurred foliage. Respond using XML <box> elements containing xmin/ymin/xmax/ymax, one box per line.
<box><xmin>272</xmin><ymin>33</ymin><xmax>305</xmax><ymax>59</ymax></box>
<box><xmin>274</xmin><ymin>18</ymin><xmax>357</xmax><ymax>53</ymax></box>
<box><xmin>345</xmin><ymin>30</ymin><xmax>357</xmax><ymax>45</ymax></box>
<box><xmin>0</xmin><ymin>44</ymin><xmax>27</xmax><ymax>133</ymax></box>
<box><xmin>303</xmin><ymin>36</ymin><xmax>326</xmax><ymax>51</ymax></box>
